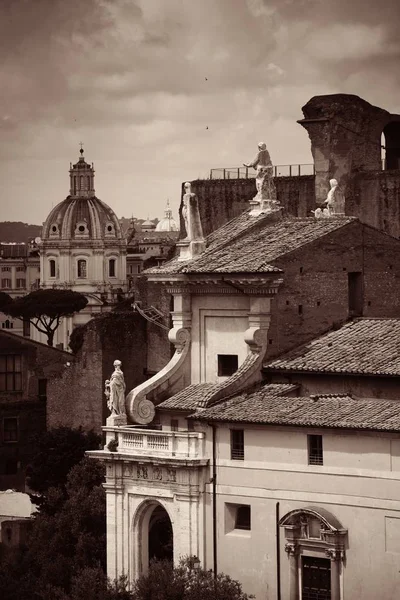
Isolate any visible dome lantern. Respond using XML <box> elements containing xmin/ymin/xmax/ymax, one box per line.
<box><xmin>69</xmin><ymin>143</ymin><xmax>95</xmax><ymax>199</ymax></box>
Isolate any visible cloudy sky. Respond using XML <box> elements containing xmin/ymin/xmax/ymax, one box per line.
<box><xmin>1</xmin><ymin>0</ymin><xmax>399</xmax><ymax>226</ymax></box>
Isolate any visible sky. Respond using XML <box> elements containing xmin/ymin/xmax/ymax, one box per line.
<box><xmin>1</xmin><ymin>0</ymin><xmax>400</xmax><ymax>226</ymax></box>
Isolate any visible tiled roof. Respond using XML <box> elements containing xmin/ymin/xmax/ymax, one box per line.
<box><xmin>157</xmin><ymin>382</ymin><xmax>296</xmax><ymax>411</ymax></box>
<box><xmin>191</xmin><ymin>387</ymin><xmax>400</xmax><ymax>432</ymax></box>
<box><xmin>157</xmin><ymin>383</ymin><xmax>217</xmax><ymax>411</ymax></box>
<box><xmin>146</xmin><ymin>213</ymin><xmax>355</xmax><ymax>275</ymax></box>
<box><xmin>264</xmin><ymin>318</ymin><xmax>400</xmax><ymax>376</ymax></box>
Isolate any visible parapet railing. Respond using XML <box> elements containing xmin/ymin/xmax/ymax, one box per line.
<box><xmin>105</xmin><ymin>426</ymin><xmax>205</xmax><ymax>459</ymax></box>
<box><xmin>209</xmin><ymin>164</ymin><xmax>315</xmax><ymax>179</ymax></box>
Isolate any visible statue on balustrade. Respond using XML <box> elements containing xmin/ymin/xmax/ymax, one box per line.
<box><xmin>105</xmin><ymin>359</ymin><xmax>126</xmax><ymax>416</ymax></box>
<box><xmin>243</xmin><ymin>142</ymin><xmax>277</xmax><ymax>209</ymax></box>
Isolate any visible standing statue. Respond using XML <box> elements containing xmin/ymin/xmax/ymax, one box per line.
<box><xmin>105</xmin><ymin>359</ymin><xmax>126</xmax><ymax>416</ymax></box>
<box><xmin>182</xmin><ymin>182</ymin><xmax>204</xmax><ymax>241</ymax></box>
<box><xmin>244</xmin><ymin>142</ymin><xmax>277</xmax><ymax>208</ymax></box>
<box><xmin>312</xmin><ymin>178</ymin><xmax>345</xmax><ymax>219</ymax></box>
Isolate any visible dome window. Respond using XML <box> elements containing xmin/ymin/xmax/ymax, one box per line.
<box><xmin>74</xmin><ymin>220</ymin><xmax>89</xmax><ymax>237</ymax></box>
<box><xmin>77</xmin><ymin>259</ymin><xmax>87</xmax><ymax>278</ymax></box>
<box><xmin>105</xmin><ymin>222</ymin><xmax>115</xmax><ymax>237</ymax></box>
<box><xmin>50</xmin><ymin>223</ymin><xmax>60</xmax><ymax>237</ymax></box>
<box><xmin>49</xmin><ymin>259</ymin><xmax>56</xmax><ymax>278</ymax></box>
<box><xmin>109</xmin><ymin>259</ymin><xmax>116</xmax><ymax>278</ymax></box>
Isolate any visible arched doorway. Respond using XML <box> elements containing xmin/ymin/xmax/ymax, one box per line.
<box><xmin>133</xmin><ymin>501</ymin><xmax>174</xmax><ymax>578</ymax></box>
<box><xmin>148</xmin><ymin>505</ymin><xmax>173</xmax><ymax>562</ymax></box>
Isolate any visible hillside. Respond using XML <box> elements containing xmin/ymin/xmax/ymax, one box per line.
<box><xmin>0</xmin><ymin>222</ymin><xmax>42</xmax><ymax>244</ymax></box>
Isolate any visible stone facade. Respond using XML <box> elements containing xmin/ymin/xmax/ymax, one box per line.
<box><xmin>0</xmin><ymin>331</ymin><xmax>70</xmax><ymax>491</ymax></box>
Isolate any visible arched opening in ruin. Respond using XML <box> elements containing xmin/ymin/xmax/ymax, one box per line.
<box><xmin>133</xmin><ymin>500</ymin><xmax>174</xmax><ymax>578</ymax></box>
<box><xmin>382</xmin><ymin>121</ymin><xmax>400</xmax><ymax>170</ymax></box>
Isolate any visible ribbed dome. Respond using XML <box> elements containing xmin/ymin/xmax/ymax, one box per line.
<box><xmin>154</xmin><ymin>200</ymin><xmax>179</xmax><ymax>232</ymax></box>
<box><xmin>42</xmin><ymin>196</ymin><xmax>123</xmax><ymax>240</ymax></box>
<box><xmin>155</xmin><ymin>216</ymin><xmax>179</xmax><ymax>232</ymax></box>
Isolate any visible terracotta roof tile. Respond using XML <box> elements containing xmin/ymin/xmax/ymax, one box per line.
<box><xmin>157</xmin><ymin>383</ymin><xmax>216</xmax><ymax>410</ymax></box>
<box><xmin>264</xmin><ymin>318</ymin><xmax>400</xmax><ymax>376</ymax></box>
<box><xmin>191</xmin><ymin>387</ymin><xmax>400</xmax><ymax>432</ymax></box>
<box><xmin>157</xmin><ymin>382</ymin><xmax>296</xmax><ymax>411</ymax></box>
<box><xmin>146</xmin><ymin>213</ymin><xmax>355</xmax><ymax>275</ymax></box>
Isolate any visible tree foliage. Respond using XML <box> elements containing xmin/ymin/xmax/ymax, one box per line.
<box><xmin>0</xmin><ymin>292</ymin><xmax>12</xmax><ymax>310</ymax></box>
<box><xmin>3</xmin><ymin>289</ymin><xmax>88</xmax><ymax>346</ymax></box>
<box><xmin>132</xmin><ymin>557</ymin><xmax>254</xmax><ymax>600</ymax></box>
<box><xmin>26</xmin><ymin>426</ymin><xmax>101</xmax><ymax>499</ymax></box>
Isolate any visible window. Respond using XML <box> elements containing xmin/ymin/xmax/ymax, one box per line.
<box><xmin>231</xmin><ymin>429</ymin><xmax>244</xmax><ymax>460</ymax></box>
<box><xmin>16</xmin><ymin>279</ymin><xmax>26</xmax><ymax>289</ymax></box>
<box><xmin>2</xmin><ymin>320</ymin><xmax>13</xmax><ymax>329</ymax></box>
<box><xmin>218</xmin><ymin>354</ymin><xmax>238</xmax><ymax>377</ymax></box>
<box><xmin>348</xmin><ymin>271</ymin><xmax>363</xmax><ymax>317</ymax></box>
<box><xmin>23</xmin><ymin>319</ymin><xmax>30</xmax><ymax>337</ymax></box>
<box><xmin>298</xmin><ymin>304</ymin><xmax>303</xmax><ymax>315</ymax></box>
<box><xmin>3</xmin><ymin>417</ymin><xmax>18</xmax><ymax>442</ymax></box>
<box><xmin>109</xmin><ymin>258</ymin><xmax>116</xmax><ymax>277</ymax></box>
<box><xmin>170</xmin><ymin>419</ymin><xmax>179</xmax><ymax>431</ymax></box>
<box><xmin>77</xmin><ymin>259</ymin><xmax>87</xmax><ymax>278</ymax></box>
<box><xmin>49</xmin><ymin>259</ymin><xmax>56</xmax><ymax>278</ymax></box>
<box><xmin>235</xmin><ymin>505</ymin><xmax>251</xmax><ymax>530</ymax></box>
<box><xmin>38</xmin><ymin>378</ymin><xmax>47</xmax><ymax>401</ymax></box>
<box><xmin>187</xmin><ymin>420</ymin><xmax>194</xmax><ymax>431</ymax></box>
<box><xmin>0</xmin><ymin>355</ymin><xmax>22</xmax><ymax>391</ymax></box>
<box><xmin>308</xmin><ymin>434</ymin><xmax>323</xmax><ymax>465</ymax></box>
<box><xmin>16</xmin><ymin>266</ymin><xmax>25</xmax><ymax>272</ymax></box>
<box><xmin>1</xmin><ymin>278</ymin><xmax>11</xmax><ymax>288</ymax></box>
<box><xmin>1</xmin><ymin>267</ymin><xmax>11</xmax><ymax>272</ymax></box>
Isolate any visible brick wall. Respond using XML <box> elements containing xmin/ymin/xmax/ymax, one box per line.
<box><xmin>266</xmin><ymin>221</ymin><xmax>400</xmax><ymax>359</ymax></box>
<box><xmin>180</xmin><ymin>176</ymin><xmax>316</xmax><ymax>237</ymax></box>
<box><xmin>347</xmin><ymin>170</ymin><xmax>400</xmax><ymax>238</ymax></box>
<box><xmin>47</xmin><ymin>312</ymin><xmax>147</xmax><ymax>434</ymax></box>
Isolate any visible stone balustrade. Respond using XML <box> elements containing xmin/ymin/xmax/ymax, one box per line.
<box><xmin>104</xmin><ymin>426</ymin><xmax>205</xmax><ymax>460</ymax></box>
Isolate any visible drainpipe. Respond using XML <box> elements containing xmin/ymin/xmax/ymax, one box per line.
<box><xmin>212</xmin><ymin>423</ymin><xmax>217</xmax><ymax>578</ymax></box>
<box><xmin>276</xmin><ymin>502</ymin><xmax>281</xmax><ymax>600</ymax></box>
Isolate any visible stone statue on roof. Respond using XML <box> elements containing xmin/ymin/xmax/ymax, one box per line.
<box><xmin>244</xmin><ymin>142</ymin><xmax>278</xmax><ymax>214</ymax></box>
<box><xmin>105</xmin><ymin>359</ymin><xmax>126</xmax><ymax>417</ymax></box>
<box><xmin>313</xmin><ymin>179</ymin><xmax>345</xmax><ymax>219</ymax></box>
<box><xmin>177</xmin><ymin>182</ymin><xmax>206</xmax><ymax>260</ymax></box>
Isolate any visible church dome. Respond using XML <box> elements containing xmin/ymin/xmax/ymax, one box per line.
<box><xmin>141</xmin><ymin>219</ymin><xmax>156</xmax><ymax>231</ymax></box>
<box><xmin>42</xmin><ymin>148</ymin><xmax>123</xmax><ymax>241</ymax></box>
<box><xmin>155</xmin><ymin>201</ymin><xmax>179</xmax><ymax>232</ymax></box>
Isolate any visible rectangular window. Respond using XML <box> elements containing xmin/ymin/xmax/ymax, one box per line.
<box><xmin>170</xmin><ymin>419</ymin><xmax>179</xmax><ymax>431</ymax></box>
<box><xmin>16</xmin><ymin>266</ymin><xmax>25</xmax><ymax>272</ymax></box>
<box><xmin>0</xmin><ymin>355</ymin><xmax>22</xmax><ymax>391</ymax></box>
<box><xmin>231</xmin><ymin>429</ymin><xmax>244</xmax><ymax>460</ymax></box>
<box><xmin>1</xmin><ymin>267</ymin><xmax>11</xmax><ymax>272</ymax></box>
<box><xmin>302</xmin><ymin>556</ymin><xmax>331</xmax><ymax>599</ymax></box>
<box><xmin>1</xmin><ymin>278</ymin><xmax>11</xmax><ymax>288</ymax></box>
<box><xmin>3</xmin><ymin>417</ymin><xmax>18</xmax><ymax>443</ymax></box>
<box><xmin>23</xmin><ymin>319</ymin><xmax>30</xmax><ymax>337</ymax></box>
<box><xmin>348</xmin><ymin>271</ymin><xmax>363</xmax><ymax>317</ymax></box>
<box><xmin>16</xmin><ymin>279</ymin><xmax>26</xmax><ymax>289</ymax></box>
<box><xmin>38</xmin><ymin>378</ymin><xmax>47</xmax><ymax>401</ymax></box>
<box><xmin>235</xmin><ymin>505</ymin><xmax>251</xmax><ymax>530</ymax></box>
<box><xmin>109</xmin><ymin>259</ymin><xmax>116</xmax><ymax>277</ymax></box>
<box><xmin>218</xmin><ymin>354</ymin><xmax>238</xmax><ymax>377</ymax></box>
<box><xmin>187</xmin><ymin>420</ymin><xmax>194</xmax><ymax>431</ymax></box>
<box><xmin>77</xmin><ymin>260</ymin><xmax>87</xmax><ymax>278</ymax></box>
<box><xmin>49</xmin><ymin>259</ymin><xmax>56</xmax><ymax>278</ymax></box>
<box><xmin>308</xmin><ymin>434</ymin><xmax>323</xmax><ymax>466</ymax></box>
<box><xmin>298</xmin><ymin>304</ymin><xmax>303</xmax><ymax>315</ymax></box>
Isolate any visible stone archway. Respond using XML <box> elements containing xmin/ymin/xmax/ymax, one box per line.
<box><xmin>133</xmin><ymin>500</ymin><xmax>174</xmax><ymax>578</ymax></box>
<box><xmin>280</xmin><ymin>506</ymin><xmax>348</xmax><ymax>600</ymax></box>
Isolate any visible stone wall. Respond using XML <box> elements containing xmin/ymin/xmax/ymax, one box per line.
<box><xmin>180</xmin><ymin>176</ymin><xmax>316</xmax><ymax>237</ymax></box>
<box><xmin>347</xmin><ymin>169</ymin><xmax>400</xmax><ymax>238</ymax></box>
<box><xmin>47</xmin><ymin>312</ymin><xmax>147</xmax><ymax>434</ymax></box>
<box><xmin>266</xmin><ymin>221</ymin><xmax>400</xmax><ymax>359</ymax></box>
